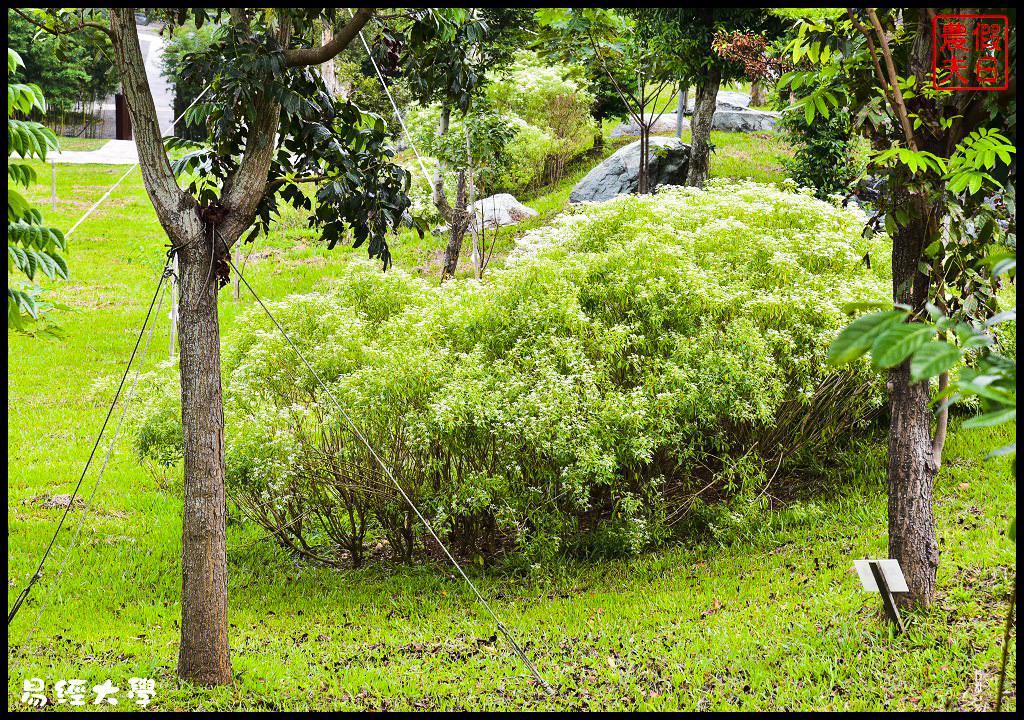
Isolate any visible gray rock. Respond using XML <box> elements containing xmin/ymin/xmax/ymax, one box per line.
<box><xmin>468</xmin><ymin>193</ymin><xmax>538</xmax><ymax>229</ymax></box>
<box><xmin>679</xmin><ymin>90</ymin><xmax>751</xmax><ymax>114</ymax></box>
<box><xmin>712</xmin><ymin>109</ymin><xmax>780</xmax><ymax>132</ymax></box>
<box><xmin>569</xmin><ymin>137</ymin><xmax>690</xmax><ymax>204</ymax></box>
<box><xmin>610</xmin><ymin>112</ymin><xmax>689</xmax><ymax>138</ymax></box>
<box><xmin>431</xmin><ymin>225</ymin><xmax>448</xmax><ymax>237</ymax></box>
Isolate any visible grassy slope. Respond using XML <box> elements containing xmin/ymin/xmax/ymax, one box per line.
<box><xmin>6</xmin><ymin>146</ymin><xmax>1016</xmax><ymax>710</ymax></box>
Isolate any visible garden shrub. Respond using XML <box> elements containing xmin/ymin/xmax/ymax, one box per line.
<box><xmin>131</xmin><ymin>180</ymin><xmax>890</xmax><ymax>566</ymax></box>
<box><xmin>485</xmin><ymin>51</ymin><xmax>597</xmax><ymax>186</ymax></box>
<box><xmin>777</xmin><ymin>80</ymin><xmax>861</xmax><ymax>200</ymax></box>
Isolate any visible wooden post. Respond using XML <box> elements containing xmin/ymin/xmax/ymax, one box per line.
<box><xmin>677</xmin><ymin>84</ymin><xmax>688</xmax><ymax>139</ymax></box>
<box><xmin>868</xmin><ymin>560</ymin><xmax>906</xmax><ymax>634</ymax></box>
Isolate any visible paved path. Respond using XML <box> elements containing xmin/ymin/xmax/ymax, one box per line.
<box><xmin>49</xmin><ymin>23</ymin><xmax>174</xmax><ymax>165</ymax></box>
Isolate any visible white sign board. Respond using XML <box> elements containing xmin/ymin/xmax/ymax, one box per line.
<box><xmin>853</xmin><ymin>559</ymin><xmax>909</xmax><ymax>593</ymax></box>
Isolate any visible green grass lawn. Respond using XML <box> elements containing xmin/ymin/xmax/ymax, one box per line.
<box><xmin>54</xmin><ymin>136</ymin><xmax>112</xmax><ymax>153</ymax></box>
<box><xmin>7</xmin><ymin>153</ymin><xmax>1016</xmax><ymax>710</ymax></box>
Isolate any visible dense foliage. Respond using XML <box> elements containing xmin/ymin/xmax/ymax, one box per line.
<box><xmin>7</xmin><ymin>49</ymin><xmax>68</xmax><ymax>332</ymax></box>
<box><xmin>160</xmin><ymin>21</ymin><xmax>220</xmax><ymax>141</ymax></box>
<box><xmin>129</xmin><ymin>181</ymin><xmax>890</xmax><ymax>567</ymax></box>
<box><xmin>777</xmin><ymin>81</ymin><xmax>861</xmax><ymax>199</ymax></box>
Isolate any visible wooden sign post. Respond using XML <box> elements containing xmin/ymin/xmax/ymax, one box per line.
<box><xmin>854</xmin><ymin>558</ymin><xmax>909</xmax><ymax>634</ymax></box>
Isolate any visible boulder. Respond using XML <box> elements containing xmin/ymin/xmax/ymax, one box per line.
<box><xmin>712</xmin><ymin>109</ymin><xmax>781</xmax><ymax>132</ymax></box>
<box><xmin>679</xmin><ymin>90</ymin><xmax>751</xmax><ymax>114</ymax></box>
<box><xmin>610</xmin><ymin>112</ymin><xmax>689</xmax><ymax>138</ymax></box>
<box><xmin>569</xmin><ymin>137</ymin><xmax>690</xmax><ymax>204</ymax></box>
<box><xmin>676</xmin><ymin>89</ymin><xmax>778</xmax><ymax>132</ymax></box>
<box><xmin>469</xmin><ymin>193</ymin><xmax>538</xmax><ymax>229</ymax></box>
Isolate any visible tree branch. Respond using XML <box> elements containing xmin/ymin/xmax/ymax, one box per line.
<box><xmin>846</xmin><ymin>8</ymin><xmax>917</xmax><ymax>152</ymax></box>
<box><xmin>12</xmin><ymin>8</ymin><xmax>115</xmax><ymax>41</ymax></box>
<box><xmin>108</xmin><ymin>8</ymin><xmax>198</xmax><ymax>246</ymax></box>
<box><xmin>282</xmin><ymin>8</ymin><xmax>374</xmax><ymax>67</ymax></box>
<box><xmin>587</xmin><ymin>28</ymin><xmax>643</xmax><ymax>125</ymax></box>
<box><xmin>865</xmin><ymin>8</ymin><xmax>918</xmax><ymax>152</ymax></box>
<box><xmin>265</xmin><ymin>175</ymin><xmax>329</xmax><ymax>194</ymax></box>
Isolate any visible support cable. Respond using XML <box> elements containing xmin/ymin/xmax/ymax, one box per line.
<box><xmin>9</xmin><ymin>261</ymin><xmax>171</xmax><ymax>672</ymax></box>
<box><xmin>62</xmin><ymin>85</ymin><xmax>212</xmax><ymax>240</ymax></box>
<box><xmin>348</xmin><ymin>8</ymin><xmax>433</xmax><ymax>188</ymax></box>
<box><xmin>222</xmin><ymin>246</ymin><xmax>553</xmax><ymax>696</ymax></box>
<box><xmin>10</xmin><ymin>78</ymin><xmax>209</xmax><ymax>634</ymax></box>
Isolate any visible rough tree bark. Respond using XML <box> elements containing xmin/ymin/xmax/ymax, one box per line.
<box><xmin>441</xmin><ymin>170</ymin><xmax>468</xmax><ymax>282</ymax></box>
<box><xmin>175</xmin><ymin>230</ymin><xmax>232</xmax><ymax>684</ymax></box>
<box><xmin>887</xmin><ymin>206</ymin><xmax>940</xmax><ymax>610</ymax></box>
<box><xmin>749</xmin><ymin>80</ymin><xmax>764</xmax><ymax>106</ymax></box>
<box><xmin>686</xmin><ymin>65</ymin><xmax>721</xmax><ymax>187</ymax></box>
<box><xmin>107</xmin><ymin>7</ymin><xmax>373</xmax><ymax>685</ymax></box>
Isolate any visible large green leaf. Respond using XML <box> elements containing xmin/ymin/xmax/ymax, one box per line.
<box><xmin>827</xmin><ymin>310</ymin><xmax>906</xmax><ymax>366</ymax></box>
<box><xmin>908</xmin><ymin>341</ymin><xmax>962</xmax><ymax>383</ymax></box>
<box><xmin>870</xmin><ymin>322</ymin><xmax>935</xmax><ymax>369</ymax></box>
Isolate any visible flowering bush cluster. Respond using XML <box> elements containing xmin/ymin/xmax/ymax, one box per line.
<box><xmin>132</xmin><ymin>181</ymin><xmax>890</xmax><ymax>565</ymax></box>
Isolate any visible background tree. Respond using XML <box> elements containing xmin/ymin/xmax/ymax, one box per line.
<box><xmin>377</xmin><ymin>8</ymin><xmax>531</xmax><ymax>281</ymax></box>
<box><xmin>23</xmin><ymin>6</ymin><xmax>415</xmax><ymax>686</ymax></box>
<box><xmin>160</xmin><ymin>20</ymin><xmax>220</xmax><ymax>141</ymax></box>
<box><xmin>651</xmin><ymin>9</ymin><xmax>784</xmax><ymax>187</ymax></box>
<box><xmin>532</xmin><ymin>10</ymin><xmax>632</xmax><ymax>152</ymax></box>
<box><xmin>785</xmin><ymin>8</ymin><xmax>1016</xmax><ymax>609</ymax></box>
<box><xmin>8</xmin><ymin>9</ymin><xmax>116</xmax><ymax>136</ymax></box>
<box><xmin>536</xmin><ymin>8</ymin><xmax>677</xmax><ymax>196</ymax></box>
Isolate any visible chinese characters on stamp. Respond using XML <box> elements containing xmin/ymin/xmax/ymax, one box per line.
<box><xmin>932</xmin><ymin>14</ymin><xmax>1009</xmax><ymax>90</ymax></box>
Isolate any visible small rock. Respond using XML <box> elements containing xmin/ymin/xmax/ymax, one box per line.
<box><xmin>468</xmin><ymin>193</ymin><xmax>538</xmax><ymax>229</ymax></box>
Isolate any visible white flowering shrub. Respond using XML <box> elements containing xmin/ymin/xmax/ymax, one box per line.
<box><xmin>132</xmin><ymin>181</ymin><xmax>890</xmax><ymax>564</ymax></box>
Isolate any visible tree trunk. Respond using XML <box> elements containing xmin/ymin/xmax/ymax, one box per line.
<box><xmin>465</xmin><ymin>133</ymin><xmax>482</xmax><ymax>279</ymax></box>
<box><xmin>638</xmin><ymin>125</ymin><xmax>650</xmax><ymax>194</ymax></box>
<box><xmin>441</xmin><ymin>170</ymin><xmax>468</xmax><ymax>282</ymax></box>
<box><xmin>175</xmin><ymin>231</ymin><xmax>233</xmax><ymax>685</ymax></box>
<box><xmin>432</xmin><ymin>107</ymin><xmax>452</xmax><ymax>217</ymax></box>
<box><xmin>750</xmin><ymin>80</ymin><xmax>765</xmax><ymax>107</ymax></box>
<box><xmin>108</xmin><ymin>7</ymin><xmax>371</xmax><ymax>687</ymax></box>
<box><xmin>887</xmin><ymin>207</ymin><xmax>939</xmax><ymax>610</ymax></box>
<box><xmin>686</xmin><ymin>65</ymin><xmax>720</xmax><ymax>188</ymax></box>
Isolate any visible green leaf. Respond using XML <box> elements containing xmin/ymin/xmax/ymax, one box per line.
<box><xmin>827</xmin><ymin>310</ymin><xmax>906</xmax><ymax>366</ymax></box>
<box><xmin>962</xmin><ymin>407</ymin><xmax>1016</xmax><ymax>429</ymax></box>
<box><xmin>870</xmin><ymin>323</ymin><xmax>935</xmax><ymax>369</ymax></box>
<box><xmin>909</xmin><ymin>341</ymin><xmax>962</xmax><ymax>383</ymax></box>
